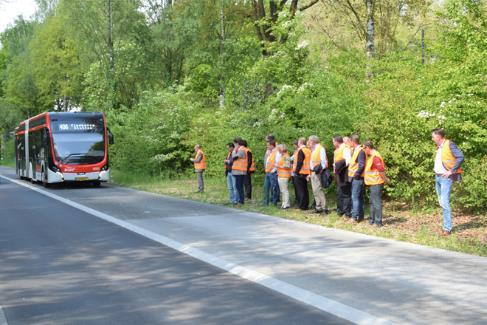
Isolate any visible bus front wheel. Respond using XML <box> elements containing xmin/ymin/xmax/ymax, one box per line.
<box><xmin>41</xmin><ymin>169</ymin><xmax>50</xmax><ymax>188</ymax></box>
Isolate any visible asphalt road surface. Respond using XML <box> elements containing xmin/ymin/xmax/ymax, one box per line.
<box><xmin>0</xmin><ymin>172</ymin><xmax>348</xmax><ymax>325</ymax></box>
<box><xmin>1</xmin><ymin>166</ymin><xmax>486</xmax><ymax>325</ymax></box>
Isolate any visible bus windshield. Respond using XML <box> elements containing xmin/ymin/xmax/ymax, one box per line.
<box><xmin>50</xmin><ymin>115</ymin><xmax>105</xmax><ymax>165</ymax></box>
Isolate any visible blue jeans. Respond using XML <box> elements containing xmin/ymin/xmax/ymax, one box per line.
<box><xmin>435</xmin><ymin>175</ymin><xmax>453</xmax><ymax>232</ymax></box>
<box><xmin>351</xmin><ymin>179</ymin><xmax>364</xmax><ymax>221</ymax></box>
<box><xmin>227</xmin><ymin>172</ymin><xmax>237</xmax><ymax>204</ymax></box>
<box><xmin>263</xmin><ymin>172</ymin><xmax>280</xmax><ymax>205</ymax></box>
<box><xmin>369</xmin><ymin>184</ymin><xmax>383</xmax><ymax>225</ymax></box>
<box><xmin>233</xmin><ymin>174</ymin><xmax>245</xmax><ymax>204</ymax></box>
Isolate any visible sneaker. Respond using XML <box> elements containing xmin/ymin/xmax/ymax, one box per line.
<box><xmin>441</xmin><ymin>230</ymin><xmax>451</xmax><ymax>236</ymax></box>
<box><xmin>375</xmin><ymin>223</ymin><xmax>383</xmax><ymax>228</ymax></box>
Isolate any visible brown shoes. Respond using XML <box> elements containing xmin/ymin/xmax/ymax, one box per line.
<box><xmin>441</xmin><ymin>230</ymin><xmax>451</xmax><ymax>236</ymax></box>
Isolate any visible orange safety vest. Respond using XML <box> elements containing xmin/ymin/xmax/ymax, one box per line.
<box><xmin>277</xmin><ymin>153</ymin><xmax>292</xmax><ymax>179</ymax></box>
<box><xmin>265</xmin><ymin>147</ymin><xmax>278</xmax><ymax>173</ymax></box>
<box><xmin>245</xmin><ymin>147</ymin><xmax>256</xmax><ymax>172</ymax></box>
<box><xmin>348</xmin><ymin>145</ymin><xmax>364</xmax><ymax>178</ymax></box>
<box><xmin>439</xmin><ymin>140</ymin><xmax>463</xmax><ymax>174</ymax></box>
<box><xmin>232</xmin><ymin>148</ymin><xmax>248</xmax><ymax>172</ymax></box>
<box><xmin>293</xmin><ymin>146</ymin><xmax>311</xmax><ymax>175</ymax></box>
<box><xmin>194</xmin><ymin>149</ymin><xmax>206</xmax><ymax>170</ymax></box>
<box><xmin>365</xmin><ymin>150</ymin><xmax>385</xmax><ymax>186</ymax></box>
<box><xmin>292</xmin><ymin>149</ymin><xmax>299</xmax><ymax>172</ymax></box>
<box><xmin>334</xmin><ymin>144</ymin><xmax>345</xmax><ymax>163</ymax></box>
<box><xmin>311</xmin><ymin>144</ymin><xmax>327</xmax><ymax>170</ymax></box>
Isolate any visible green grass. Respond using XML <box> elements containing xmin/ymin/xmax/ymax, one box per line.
<box><xmin>0</xmin><ymin>159</ymin><xmax>15</xmax><ymax>167</ymax></box>
<box><xmin>113</xmin><ymin>170</ymin><xmax>487</xmax><ymax>256</ymax></box>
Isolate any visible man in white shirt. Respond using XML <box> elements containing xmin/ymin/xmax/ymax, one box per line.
<box><xmin>432</xmin><ymin>128</ymin><xmax>464</xmax><ymax>235</ymax></box>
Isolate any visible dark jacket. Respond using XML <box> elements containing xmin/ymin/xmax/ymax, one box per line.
<box><xmin>334</xmin><ymin>159</ymin><xmax>348</xmax><ymax>187</ymax></box>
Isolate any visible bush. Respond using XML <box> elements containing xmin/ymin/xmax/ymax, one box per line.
<box><xmin>107</xmin><ymin>89</ymin><xmax>193</xmax><ymax>177</ymax></box>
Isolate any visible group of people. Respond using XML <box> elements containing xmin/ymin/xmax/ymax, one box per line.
<box><xmin>191</xmin><ymin>128</ymin><xmax>464</xmax><ymax>235</ymax></box>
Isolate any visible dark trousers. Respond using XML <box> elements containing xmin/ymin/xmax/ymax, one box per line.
<box><xmin>244</xmin><ymin>173</ymin><xmax>252</xmax><ymax>199</ymax></box>
<box><xmin>294</xmin><ymin>175</ymin><xmax>309</xmax><ymax>210</ymax></box>
<box><xmin>351</xmin><ymin>179</ymin><xmax>365</xmax><ymax>221</ymax></box>
<box><xmin>233</xmin><ymin>174</ymin><xmax>245</xmax><ymax>204</ymax></box>
<box><xmin>292</xmin><ymin>176</ymin><xmax>299</xmax><ymax>207</ymax></box>
<box><xmin>369</xmin><ymin>184</ymin><xmax>383</xmax><ymax>225</ymax></box>
<box><xmin>336</xmin><ymin>182</ymin><xmax>352</xmax><ymax>217</ymax></box>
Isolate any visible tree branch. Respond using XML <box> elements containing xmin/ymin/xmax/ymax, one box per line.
<box><xmin>299</xmin><ymin>0</ymin><xmax>319</xmax><ymax>11</ymax></box>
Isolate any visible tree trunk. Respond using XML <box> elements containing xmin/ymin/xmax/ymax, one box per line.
<box><xmin>219</xmin><ymin>0</ymin><xmax>225</xmax><ymax>108</ymax></box>
<box><xmin>107</xmin><ymin>0</ymin><xmax>116</xmax><ymax>108</ymax></box>
<box><xmin>365</xmin><ymin>0</ymin><xmax>375</xmax><ymax>80</ymax></box>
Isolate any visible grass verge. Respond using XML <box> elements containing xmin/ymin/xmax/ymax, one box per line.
<box><xmin>115</xmin><ymin>170</ymin><xmax>487</xmax><ymax>256</ymax></box>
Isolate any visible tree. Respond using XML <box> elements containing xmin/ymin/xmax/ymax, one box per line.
<box><xmin>250</xmin><ymin>0</ymin><xmax>319</xmax><ymax>54</ymax></box>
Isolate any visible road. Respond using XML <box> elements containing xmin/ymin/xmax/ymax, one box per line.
<box><xmin>0</xmin><ymin>170</ymin><xmax>348</xmax><ymax>325</ymax></box>
<box><xmin>0</xmin><ymin>166</ymin><xmax>486</xmax><ymax>324</ymax></box>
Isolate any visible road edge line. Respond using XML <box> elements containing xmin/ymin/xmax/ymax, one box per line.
<box><xmin>0</xmin><ymin>306</ymin><xmax>8</xmax><ymax>325</ymax></box>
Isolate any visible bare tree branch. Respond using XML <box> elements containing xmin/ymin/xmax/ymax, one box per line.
<box><xmin>299</xmin><ymin>0</ymin><xmax>319</xmax><ymax>11</ymax></box>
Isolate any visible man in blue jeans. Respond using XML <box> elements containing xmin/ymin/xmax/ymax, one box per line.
<box><xmin>348</xmin><ymin>135</ymin><xmax>366</xmax><ymax>222</ymax></box>
<box><xmin>263</xmin><ymin>135</ymin><xmax>280</xmax><ymax>206</ymax></box>
<box><xmin>432</xmin><ymin>128</ymin><xmax>464</xmax><ymax>235</ymax></box>
<box><xmin>224</xmin><ymin>143</ymin><xmax>237</xmax><ymax>204</ymax></box>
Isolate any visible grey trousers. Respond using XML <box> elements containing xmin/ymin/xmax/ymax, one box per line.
<box><xmin>196</xmin><ymin>171</ymin><xmax>204</xmax><ymax>192</ymax></box>
<box><xmin>369</xmin><ymin>184</ymin><xmax>383</xmax><ymax>224</ymax></box>
<box><xmin>311</xmin><ymin>173</ymin><xmax>326</xmax><ymax>211</ymax></box>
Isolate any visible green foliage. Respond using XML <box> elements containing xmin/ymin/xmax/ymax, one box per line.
<box><xmin>107</xmin><ymin>89</ymin><xmax>193</xmax><ymax>177</ymax></box>
<box><xmin>0</xmin><ymin>0</ymin><xmax>485</xmax><ymax>213</ymax></box>
<box><xmin>360</xmin><ymin>0</ymin><xmax>487</xmax><ymax>210</ymax></box>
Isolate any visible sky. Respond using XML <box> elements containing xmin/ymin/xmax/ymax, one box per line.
<box><xmin>0</xmin><ymin>0</ymin><xmax>38</xmax><ymax>33</ymax></box>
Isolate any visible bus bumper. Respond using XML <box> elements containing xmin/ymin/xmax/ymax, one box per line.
<box><xmin>47</xmin><ymin>168</ymin><xmax>110</xmax><ymax>183</ymax></box>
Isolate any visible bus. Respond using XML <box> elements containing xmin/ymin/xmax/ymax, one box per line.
<box><xmin>15</xmin><ymin>112</ymin><xmax>113</xmax><ymax>187</ymax></box>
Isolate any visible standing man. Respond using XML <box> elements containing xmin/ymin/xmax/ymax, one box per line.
<box><xmin>225</xmin><ymin>142</ymin><xmax>237</xmax><ymax>204</ymax></box>
<box><xmin>277</xmin><ymin>144</ymin><xmax>292</xmax><ymax>209</ymax></box>
<box><xmin>333</xmin><ymin>136</ymin><xmax>352</xmax><ymax>218</ymax></box>
<box><xmin>290</xmin><ymin>140</ymin><xmax>300</xmax><ymax>207</ymax></box>
<box><xmin>308</xmin><ymin>135</ymin><xmax>328</xmax><ymax>214</ymax></box>
<box><xmin>432</xmin><ymin>128</ymin><xmax>464</xmax><ymax>235</ymax></box>
<box><xmin>263</xmin><ymin>135</ymin><xmax>280</xmax><ymax>206</ymax></box>
<box><xmin>242</xmin><ymin>140</ymin><xmax>255</xmax><ymax>200</ymax></box>
<box><xmin>232</xmin><ymin>138</ymin><xmax>247</xmax><ymax>205</ymax></box>
<box><xmin>364</xmin><ymin>141</ymin><xmax>389</xmax><ymax>227</ymax></box>
<box><xmin>293</xmin><ymin>137</ymin><xmax>311</xmax><ymax>210</ymax></box>
<box><xmin>190</xmin><ymin>144</ymin><xmax>206</xmax><ymax>193</ymax></box>
<box><xmin>348</xmin><ymin>135</ymin><xmax>366</xmax><ymax>222</ymax></box>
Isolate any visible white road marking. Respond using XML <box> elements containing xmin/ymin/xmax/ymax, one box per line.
<box><xmin>0</xmin><ymin>174</ymin><xmax>392</xmax><ymax>325</ymax></box>
<box><xmin>0</xmin><ymin>306</ymin><xmax>8</xmax><ymax>325</ymax></box>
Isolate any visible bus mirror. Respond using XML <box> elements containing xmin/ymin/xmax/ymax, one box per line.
<box><xmin>108</xmin><ymin>129</ymin><xmax>115</xmax><ymax>145</ymax></box>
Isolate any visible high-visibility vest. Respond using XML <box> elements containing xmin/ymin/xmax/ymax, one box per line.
<box><xmin>439</xmin><ymin>140</ymin><xmax>463</xmax><ymax>174</ymax></box>
<box><xmin>245</xmin><ymin>147</ymin><xmax>256</xmax><ymax>172</ymax></box>
<box><xmin>232</xmin><ymin>148</ymin><xmax>248</xmax><ymax>172</ymax></box>
<box><xmin>277</xmin><ymin>153</ymin><xmax>292</xmax><ymax>179</ymax></box>
<box><xmin>293</xmin><ymin>146</ymin><xmax>311</xmax><ymax>175</ymax></box>
<box><xmin>292</xmin><ymin>149</ymin><xmax>299</xmax><ymax>172</ymax></box>
<box><xmin>348</xmin><ymin>145</ymin><xmax>364</xmax><ymax>178</ymax></box>
<box><xmin>265</xmin><ymin>148</ymin><xmax>278</xmax><ymax>173</ymax></box>
<box><xmin>334</xmin><ymin>144</ymin><xmax>345</xmax><ymax>163</ymax></box>
<box><xmin>365</xmin><ymin>150</ymin><xmax>385</xmax><ymax>186</ymax></box>
<box><xmin>311</xmin><ymin>144</ymin><xmax>327</xmax><ymax>170</ymax></box>
<box><xmin>194</xmin><ymin>150</ymin><xmax>206</xmax><ymax>170</ymax></box>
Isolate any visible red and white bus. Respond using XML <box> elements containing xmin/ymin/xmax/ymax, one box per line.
<box><xmin>15</xmin><ymin>112</ymin><xmax>113</xmax><ymax>187</ymax></box>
